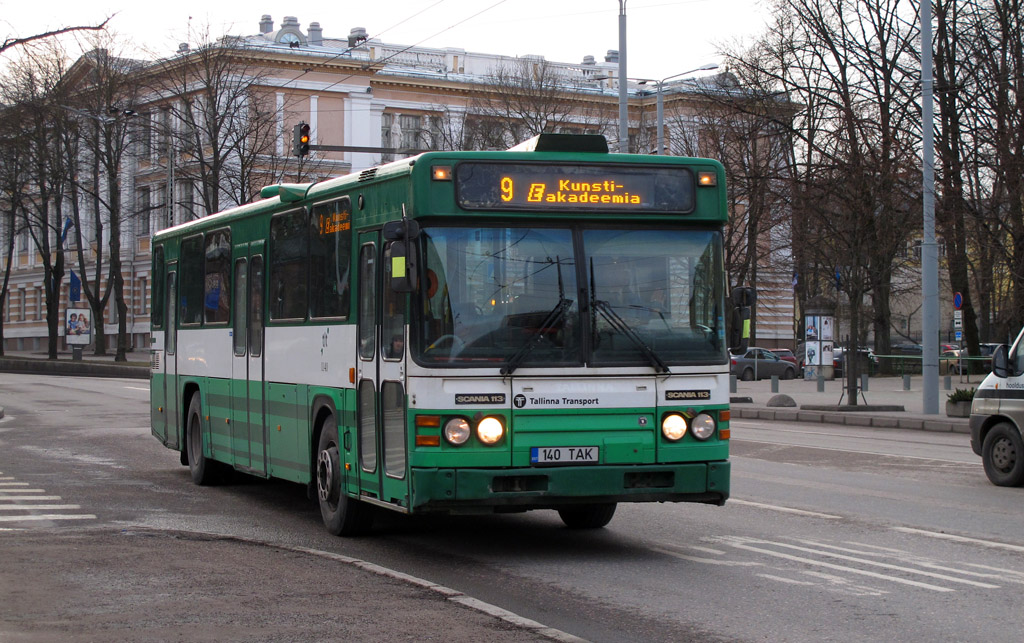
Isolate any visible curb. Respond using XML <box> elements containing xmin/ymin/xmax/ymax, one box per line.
<box><xmin>732</xmin><ymin>406</ymin><xmax>970</xmax><ymax>434</ymax></box>
<box><xmin>129</xmin><ymin>527</ymin><xmax>588</xmax><ymax>643</ymax></box>
<box><xmin>0</xmin><ymin>357</ymin><xmax>148</xmax><ymax>380</ymax></box>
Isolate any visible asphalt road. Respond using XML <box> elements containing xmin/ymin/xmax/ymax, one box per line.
<box><xmin>2</xmin><ymin>374</ymin><xmax>1023</xmax><ymax>642</ymax></box>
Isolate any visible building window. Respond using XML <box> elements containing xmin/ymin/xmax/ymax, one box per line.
<box><xmin>136</xmin><ymin>186</ymin><xmax>152</xmax><ymax>239</ymax></box>
<box><xmin>138</xmin><ymin>277</ymin><xmax>148</xmax><ymax>315</ymax></box>
<box><xmin>381</xmin><ymin>113</ymin><xmax>394</xmax><ymax>163</ymax></box>
<box><xmin>400</xmin><ymin>114</ymin><xmax>425</xmax><ymax>151</ymax></box>
<box><xmin>18</xmin><ymin>288</ymin><xmax>26</xmax><ymax>321</ymax></box>
<box><xmin>35</xmin><ymin>286</ymin><xmax>43</xmax><ymax>319</ymax></box>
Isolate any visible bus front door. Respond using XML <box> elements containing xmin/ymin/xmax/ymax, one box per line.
<box><xmin>230</xmin><ymin>245</ymin><xmax>267</xmax><ymax>476</ymax></box>
<box><xmin>356</xmin><ymin>233</ymin><xmax>410</xmax><ymax>509</ymax></box>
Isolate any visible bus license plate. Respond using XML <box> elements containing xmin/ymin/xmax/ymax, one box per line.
<box><xmin>530</xmin><ymin>446</ymin><xmax>598</xmax><ymax>465</ymax></box>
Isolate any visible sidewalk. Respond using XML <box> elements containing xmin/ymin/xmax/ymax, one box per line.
<box><xmin>731</xmin><ymin>373</ymin><xmax>974</xmax><ymax>433</ymax></box>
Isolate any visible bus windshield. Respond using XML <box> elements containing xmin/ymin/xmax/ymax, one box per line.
<box><xmin>414</xmin><ymin>225</ymin><xmax>725</xmax><ymax>368</ymax></box>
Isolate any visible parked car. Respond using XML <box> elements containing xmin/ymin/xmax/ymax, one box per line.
<box><xmin>940</xmin><ymin>348</ymin><xmax>964</xmax><ymax>374</ymax></box>
<box><xmin>731</xmin><ymin>347</ymin><xmax>797</xmax><ymax>381</ymax></box>
<box><xmin>770</xmin><ymin>348</ymin><xmax>799</xmax><ymax>367</ymax></box>
<box><xmin>833</xmin><ymin>347</ymin><xmax>878</xmax><ymax>377</ymax></box>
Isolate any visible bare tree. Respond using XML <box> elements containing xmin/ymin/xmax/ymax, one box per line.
<box><xmin>3</xmin><ymin>44</ymin><xmax>76</xmax><ymax>358</ymax></box>
<box><xmin>448</xmin><ymin>58</ymin><xmax>615</xmax><ymax>150</ymax></box>
<box><xmin>144</xmin><ymin>29</ymin><xmax>295</xmax><ymax>218</ymax></box>
<box><xmin>726</xmin><ymin>0</ymin><xmax>922</xmax><ymax>400</ymax></box>
<box><xmin>62</xmin><ymin>40</ymin><xmax>145</xmax><ymax>360</ymax></box>
<box><xmin>670</xmin><ymin>75</ymin><xmax>795</xmax><ymax>344</ymax></box>
<box><xmin>0</xmin><ymin>113</ymin><xmax>32</xmax><ymax>356</ymax></box>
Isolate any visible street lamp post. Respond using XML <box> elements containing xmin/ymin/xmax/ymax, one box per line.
<box><xmin>655</xmin><ymin>64</ymin><xmax>719</xmax><ymax>155</ymax></box>
<box><xmin>617</xmin><ymin>0</ymin><xmax>628</xmax><ymax>153</ymax></box>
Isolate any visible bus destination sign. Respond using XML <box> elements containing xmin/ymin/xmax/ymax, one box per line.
<box><xmin>455</xmin><ymin>162</ymin><xmax>695</xmax><ymax>213</ymax></box>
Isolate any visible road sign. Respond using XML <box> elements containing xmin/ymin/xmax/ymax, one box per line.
<box><xmin>955</xmin><ymin>330</ymin><xmax>963</xmax><ymax>341</ymax></box>
<box><xmin>954</xmin><ymin>309</ymin><xmax>963</xmax><ymax>329</ymax></box>
<box><xmin>953</xmin><ymin>291</ymin><xmax>963</xmax><ymax>310</ymax></box>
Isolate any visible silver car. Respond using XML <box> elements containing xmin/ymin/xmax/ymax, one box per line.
<box><xmin>731</xmin><ymin>347</ymin><xmax>797</xmax><ymax>381</ymax></box>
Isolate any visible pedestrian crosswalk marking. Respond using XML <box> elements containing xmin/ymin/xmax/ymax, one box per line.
<box><xmin>0</xmin><ymin>472</ymin><xmax>94</xmax><ymax>527</ymax></box>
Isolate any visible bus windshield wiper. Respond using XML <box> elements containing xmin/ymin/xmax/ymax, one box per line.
<box><xmin>501</xmin><ymin>296</ymin><xmax>573</xmax><ymax>376</ymax></box>
<box><xmin>589</xmin><ymin>259</ymin><xmax>669</xmax><ymax>374</ymax></box>
<box><xmin>593</xmin><ymin>301</ymin><xmax>669</xmax><ymax>373</ymax></box>
<box><xmin>502</xmin><ymin>255</ymin><xmax>571</xmax><ymax>376</ymax></box>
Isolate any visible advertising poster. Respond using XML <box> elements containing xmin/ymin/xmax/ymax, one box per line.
<box><xmin>65</xmin><ymin>308</ymin><xmax>92</xmax><ymax>346</ymax></box>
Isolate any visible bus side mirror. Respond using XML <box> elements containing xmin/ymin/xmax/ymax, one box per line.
<box><xmin>728</xmin><ymin>287</ymin><xmax>756</xmax><ymax>354</ymax></box>
<box><xmin>383</xmin><ymin>218</ymin><xmax>421</xmax><ymax>293</ymax></box>
<box><xmin>992</xmin><ymin>344</ymin><xmax>1011</xmax><ymax>378</ymax></box>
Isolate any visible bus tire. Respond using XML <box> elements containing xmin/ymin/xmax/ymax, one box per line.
<box><xmin>982</xmin><ymin>423</ymin><xmax>1024</xmax><ymax>487</ymax></box>
<box><xmin>186</xmin><ymin>393</ymin><xmax>229</xmax><ymax>486</ymax></box>
<box><xmin>316</xmin><ymin>417</ymin><xmax>372</xmax><ymax>536</ymax></box>
<box><xmin>557</xmin><ymin>503</ymin><xmax>617</xmax><ymax>529</ymax></box>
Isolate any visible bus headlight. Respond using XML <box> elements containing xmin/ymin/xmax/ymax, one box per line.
<box><xmin>661</xmin><ymin>413</ymin><xmax>687</xmax><ymax>441</ymax></box>
<box><xmin>476</xmin><ymin>416</ymin><xmax>505</xmax><ymax>445</ymax></box>
<box><xmin>443</xmin><ymin>418</ymin><xmax>471</xmax><ymax>445</ymax></box>
<box><xmin>691</xmin><ymin>413</ymin><xmax>716</xmax><ymax>441</ymax></box>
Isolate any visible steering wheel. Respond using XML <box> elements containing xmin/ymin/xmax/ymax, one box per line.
<box><xmin>425</xmin><ymin>334</ymin><xmax>466</xmax><ymax>353</ymax></box>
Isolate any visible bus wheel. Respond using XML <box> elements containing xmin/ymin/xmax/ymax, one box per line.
<box><xmin>557</xmin><ymin>503</ymin><xmax>617</xmax><ymax>529</ymax></box>
<box><xmin>982</xmin><ymin>423</ymin><xmax>1024</xmax><ymax>487</ymax></box>
<box><xmin>186</xmin><ymin>393</ymin><xmax>229</xmax><ymax>486</ymax></box>
<box><xmin>316</xmin><ymin>418</ymin><xmax>372</xmax><ymax>536</ymax></box>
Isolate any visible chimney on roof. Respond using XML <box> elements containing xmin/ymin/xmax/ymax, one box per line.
<box><xmin>308</xmin><ymin>22</ymin><xmax>323</xmax><ymax>46</ymax></box>
<box><xmin>582</xmin><ymin>55</ymin><xmax>596</xmax><ymax>66</ymax></box>
<box><xmin>605</xmin><ymin>50</ymin><xmax>619</xmax><ymax>63</ymax></box>
<box><xmin>348</xmin><ymin>27</ymin><xmax>368</xmax><ymax>48</ymax></box>
<box><xmin>259</xmin><ymin>15</ymin><xmax>273</xmax><ymax>34</ymax></box>
<box><xmin>282</xmin><ymin>16</ymin><xmax>300</xmax><ymax>29</ymax></box>
<box><xmin>178</xmin><ymin>42</ymin><xmax>190</xmax><ymax>54</ymax></box>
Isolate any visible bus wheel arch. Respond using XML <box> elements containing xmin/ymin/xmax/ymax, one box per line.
<box><xmin>179</xmin><ymin>382</ymin><xmax>201</xmax><ymax>467</ymax></box>
<box><xmin>315</xmin><ymin>413</ymin><xmax>372</xmax><ymax>536</ymax></box>
<box><xmin>185</xmin><ymin>388</ymin><xmax>229</xmax><ymax>485</ymax></box>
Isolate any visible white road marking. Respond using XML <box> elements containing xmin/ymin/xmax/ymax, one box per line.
<box><xmin>892</xmin><ymin>527</ymin><xmax>1024</xmax><ymax>553</ymax></box>
<box><xmin>756</xmin><ymin>573</ymin><xmax>817</xmax><ymax>586</ymax></box>
<box><xmin>0</xmin><ymin>496</ymin><xmax>62</xmax><ymax>501</ymax></box>
<box><xmin>0</xmin><ymin>489</ymin><xmax>45</xmax><ymax>493</ymax></box>
<box><xmin>729</xmin><ymin>498</ymin><xmax>841</xmax><ymax>519</ymax></box>
<box><xmin>0</xmin><ymin>505</ymin><xmax>81</xmax><ymax>511</ymax></box>
<box><xmin>0</xmin><ymin>514</ymin><xmax>96</xmax><ymax>523</ymax></box>
<box><xmin>652</xmin><ymin>547</ymin><xmax>763</xmax><ymax>566</ymax></box>
<box><xmin>125</xmin><ymin>386</ymin><xmax>149</xmax><ymax>391</ymax></box>
<box><xmin>717</xmin><ymin>538</ymin><xmax>955</xmax><ymax>592</ymax></box>
<box><xmin>0</xmin><ymin>482</ymin><xmax>29</xmax><ymax>486</ymax></box>
<box><xmin>763</xmin><ymin>539</ymin><xmax>998</xmax><ymax>588</ymax></box>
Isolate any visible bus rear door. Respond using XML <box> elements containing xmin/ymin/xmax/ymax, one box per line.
<box><xmin>230</xmin><ymin>244</ymin><xmax>267</xmax><ymax>476</ymax></box>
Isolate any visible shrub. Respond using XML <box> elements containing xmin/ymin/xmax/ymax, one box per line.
<box><xmin>947</xmin><ymin>387</ymin><xmax>976</xmax><ymax>403</ymax></box>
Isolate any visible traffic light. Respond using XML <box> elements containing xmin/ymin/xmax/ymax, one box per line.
<box><xmin>292</xmin><ymin>122</ymin><xmax>310</xmax><ymax>157</ymax></box>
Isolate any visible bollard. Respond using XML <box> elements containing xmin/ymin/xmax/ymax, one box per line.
<box><xmin>861</xmin><ymin>373</ymin><xmax>869</xmax><ymax>392</ymax></box>
<box><xmin>903</xmin><ymin>374</ymin><xmax>911</xmax><ymax>390</ymax></box>
<box><xmin>817</xmin><ymin>374</ymin><xmax>825</xmax><ymax>392</ymax></box>
<box><xmin>730</xmin><ymin>374</ymin><xmax>737</xmax><ymax>394</ymax></box>
<box><xmin>771</xmin><ymin>375</ymin><xmax>779</xmax><ymax>393</ymax></box>
<box><xmin>943</xmin><ymin>375</ymin><xmax>951</xmax><ymax>390</ymax></box>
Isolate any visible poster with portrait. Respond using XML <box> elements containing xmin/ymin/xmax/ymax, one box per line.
<box><xmin>65</xmin><ymin>308</ymin><xmax>92</xmax><ymax>346</ymax></box>
<box><xmin>805</xmin><ymin>316</ymin><xmax>819</xmax><ymax>341</ymax></box>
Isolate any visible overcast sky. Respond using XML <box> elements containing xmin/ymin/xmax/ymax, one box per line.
<box><xmin>0</xmin><ymin>0</ymin><xmax>769</xmax><ymax>80</ymax></box>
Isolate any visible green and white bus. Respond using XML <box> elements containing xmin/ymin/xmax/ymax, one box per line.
<box><xmin>150</xmin><ymin>133</ymin><xmax>750</xmax><ymax>535</ymax></box>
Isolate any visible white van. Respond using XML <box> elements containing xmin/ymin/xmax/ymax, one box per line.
<box><xmin>970</xmin><ymin>329</ymin><xmax>1024</xmax><ymax>486</ymax></box>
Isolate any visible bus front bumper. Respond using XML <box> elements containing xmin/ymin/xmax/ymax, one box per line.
<box><xmin>409</xmin><ymin>461</ymin><xmax>729</xmax><ymax>513</ymax></box>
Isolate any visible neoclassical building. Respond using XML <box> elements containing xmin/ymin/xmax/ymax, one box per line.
<box><xmin>0</xmin><ymin>14</ymin><xmax>796</xmax><ymax>353</ymax></box>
